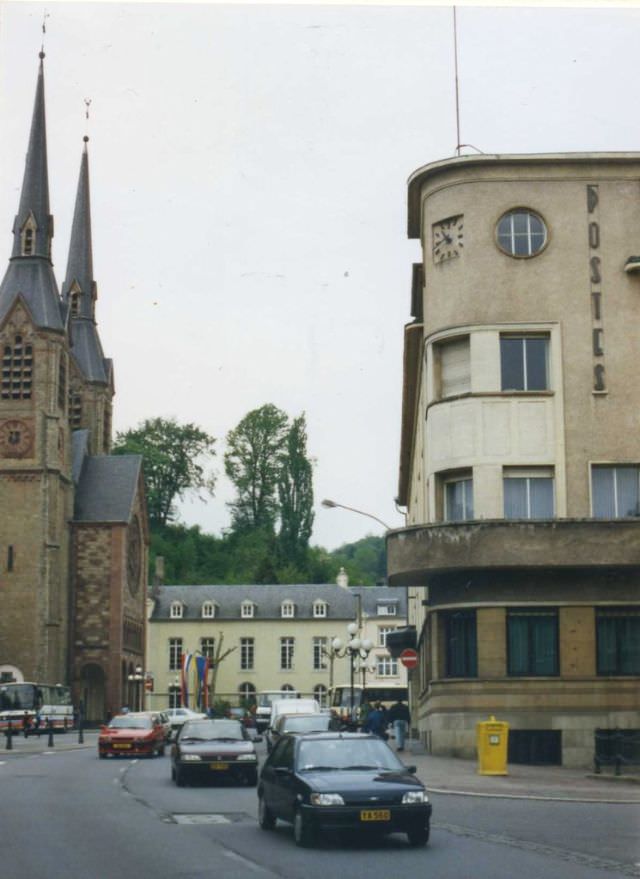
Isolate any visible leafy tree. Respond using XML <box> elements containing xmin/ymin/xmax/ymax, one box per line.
<box><xmin>113</xmin><ymin>417</ymin><xmax>216</xmax><ymax>527</ymax></box>
<box><xmin>278</xmin><ymin>414</ymin><xmax>314</xmax><ymax>565</ymax></box>
<box><xmin>224</xmin><ymin>404</ymin><xmax>289</xmax><ymax>532</ymax></box>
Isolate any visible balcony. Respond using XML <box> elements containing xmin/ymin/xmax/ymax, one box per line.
<box><xmin>386</xmin><ymin>519</ymin><xmax>640</xmax><ymax>586</ymax></box>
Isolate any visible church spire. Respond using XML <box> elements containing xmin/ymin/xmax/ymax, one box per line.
<box><xmin>11</xmin><ymin>52</ymin><xmax>53</xmax><ymax>261</ymax></box>
<box><xmin>63</xmin><ymin>137</ymin><xmax>95</xmax><ymax>320</ymax></box>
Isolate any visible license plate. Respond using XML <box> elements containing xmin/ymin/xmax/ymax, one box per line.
<box><xmin>209</xmin><ymin>762</ymin><xmax>229</xmax><ymax>770</ymax></box>
<box><xmin>360</xmin><ymin>809</ymin><xmax>390</xmax><ymax>822</ymax></box>
<box><xmin>113</xmin><ymin>743</ymin><xmax>131</xmax><ymax>750</ymax></box>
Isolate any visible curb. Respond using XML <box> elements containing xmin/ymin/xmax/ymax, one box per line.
<box><xmin>424</xmin><ymin>785</ymin><xmax>640</xmax><ymax>804</ymax></box>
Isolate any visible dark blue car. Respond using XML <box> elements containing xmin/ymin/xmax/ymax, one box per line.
<box><xmin>257</xmin><ymin>732</ymin><xmax>432</xmax><ymax>847</ymax></box>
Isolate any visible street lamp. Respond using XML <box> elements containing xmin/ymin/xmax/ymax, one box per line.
<box><xmin>321</xmin><ymin>498</ymin><xmax>392</xmax><ymax>531</ymax></box>
<box><xmin>127</xmin><ymin>665</ymin><xmax>143</xmax><ymax>712</ymax></box>
<box><xmin>331</xmin><ymin>622</ymin><xmax>374</xmax><ymax>724</ymax></box>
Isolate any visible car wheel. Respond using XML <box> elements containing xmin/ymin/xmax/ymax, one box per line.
<box><xmin>159</xmin><ymin>744</ymin><xmax>166</xmax><ymax>756</ymax></box>
<box><xmin>246</xmin><ymin>769</ymin><xmax>258</xmax><ymax>787</ymax></box>
<box><xmin>99</xmin><ymin>753</ymin><xmax>106</xmax><ymax>759</ymax></box>
<box><xmin>175</xmin><ymin>766</ymin><xmax>187</xmax><ymax>787</ymax></box>
<box><xmin>407</xmin><ymin>825</ymin><xmax>430</xmax><ymax>847</ymax></box>
<box><xmin>293</xmin><ymin>808</ymin><xmax>314</xmax><ymax>848</ymax></box>
<box><xmin>258</xmin><ymin>794</ymin><xmax>276</xmax><ymax>830</ymax></box>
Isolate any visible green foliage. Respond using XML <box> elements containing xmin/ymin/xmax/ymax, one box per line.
<box><xmin>113</xmin><ymin>417</ymin><xmax>216</xmax><ymax>527</ymax></box>
<box><xmin>278</xmin><ymin>414</ymin><xmax>314</xmax><ymax>565</ymax></box>
<box><xmin>149</xmin><ymin>524</ymin><xmax>385</xmax><ymax>587</ymax></box>
<box><xmin>224</xmin><ymin>404</ymin><xmax>289</xmax><ymax>532</ymax></box>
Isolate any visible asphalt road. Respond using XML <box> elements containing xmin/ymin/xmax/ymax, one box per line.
<box><xmin>1</xmin><ymin>740</ymin><xmax>638</xmax><ymax>879</ymax></box>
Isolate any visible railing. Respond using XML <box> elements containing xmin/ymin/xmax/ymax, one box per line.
<box><xmin>594</xmin><ymin>728</ymin><xmax>640</xmax><ymax>775</ymax></box>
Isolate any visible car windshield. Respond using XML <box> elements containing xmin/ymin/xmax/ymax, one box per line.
<box><xmin>180</xmin><ymin>719</ymin><xmax>243</xmax><ymax>741</ymax></box>
<box><xmin>109</xmin><ymin>716</ymin><xmax>152</xmax><ymax>730</ymax></box>
<box><xmin>282</xmin><ymin>715</ymin><xmax>330</xmax><ymax>734</ymax></box>
<box><xmin>297</xmin><ymin>738</ymin><xmax>404</xmax><ymax>772</ymax></box>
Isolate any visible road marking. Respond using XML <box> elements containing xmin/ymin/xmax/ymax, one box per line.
<box><xmin>173</xmin><ymin>814</ymin><xmax>231</xmax><ymax>825</ymax></box>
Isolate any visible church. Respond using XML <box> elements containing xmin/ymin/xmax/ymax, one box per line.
<box><xmin>0</xmin><ymin>52</ymin><xmax>148</xmax><ymax>723</ymax></box>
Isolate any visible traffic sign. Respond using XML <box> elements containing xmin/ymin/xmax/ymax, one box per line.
<box><xmin>399</xmin><ymin>648</ymin><xmax>419</xmax><ymax>669</ymax></box>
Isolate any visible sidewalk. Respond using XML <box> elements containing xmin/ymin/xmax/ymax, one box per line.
<box><xmin>2</xmin><ymin>729</ymin><xmax>639</xmax><ymax>804</ymax></box>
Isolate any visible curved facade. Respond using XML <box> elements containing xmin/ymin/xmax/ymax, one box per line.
<box><xmin>389</xmin><ymin>153</ymin><xmax>640</xmax><ymax>767</ymax></box>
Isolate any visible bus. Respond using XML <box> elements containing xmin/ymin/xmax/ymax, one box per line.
<box><xmin>329</xmin><ymin>684</ymin><xmax>409</xmax><ymax>724</ymax></box>
<box><xmin>0</xmin><ymin>682</ymin><xmax>74</xmax><ymax>732</ymax></box>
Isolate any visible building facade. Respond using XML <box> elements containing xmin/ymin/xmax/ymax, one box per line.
<box><xmin>146</xmin><ymin>577</ymin><xmax>407</xmax><ymax>710</ymax></box>
<box><xmin>388</xmin><ymin>153</ymin><xmax>640</xmax><ymax>767</ymax></box>
<box><xmin>0</xmin><ymin>54</ymin><xmax>148</xmax><ymax>722</ymax></box>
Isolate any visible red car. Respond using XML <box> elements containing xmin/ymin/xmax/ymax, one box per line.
<box><xmin>98</xmin><ymin>712</ymin><xmax>166</xmax><ymax>758</ymax></box>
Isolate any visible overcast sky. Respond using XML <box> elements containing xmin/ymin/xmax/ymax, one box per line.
<box><xmin>2</xmin><ymin>2</ymin><xmax>640</xmax><ymax>549</ymax></box>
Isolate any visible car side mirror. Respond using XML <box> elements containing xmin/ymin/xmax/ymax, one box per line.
<box><xmin>404</xmin><ymin>764</ymin><xmax>417</xmax><ymax>775</ymax></box>
<box><xmin>274</xmin><ymin>766</ymin><xmax>292</xmax><ymax>777</ymax></box>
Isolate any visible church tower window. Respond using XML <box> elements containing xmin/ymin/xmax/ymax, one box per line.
<box><xmin>70</xmin><ymin>291</ymin><xmax>80</xmax><ymax>317</ymax></box>
<box><xmin>68</xmin><ymin>389</ymin><xmax>82</xmax><ymax>429</ymax></box>
<box><xmin>58</xmin><ymin>355</ymin><xmax>66</xmax><ymax>410</ymax></box>
<box><xmin>20</xmin><ymin>215</ymin><xmax>37</xmax><ymax>257</ymax></box>
<box><xmin>2</xmin><ymin>335</ymin><xmax>33</xmax><ymax>399</ymax></box>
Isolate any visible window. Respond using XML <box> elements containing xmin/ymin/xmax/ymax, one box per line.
<box><xmin>281</xmin><ymin>601</ymin><xmax>295</xmax><ymax>618</ymax></box>
<box><xmin>168</xmin><ymin>684</ymin><xmax>181</xmax><ymax>709</ymax></box>
<box><xmin>592</xmin><ymin>466</ymin><xmax>640</xmax><ymax>518</ymax></box>
<box><xmin>444</xmin><ymin>610</ymin><xmax>477</xmax><ymax>677</ymax></box>
<box><xmin>201</xmin><ymin>601</ymin><xmax>215</xmax><ymax>619</ymax></box>
<box><xmin>597</xmin><ymin>609</ymin><xmax>640</xmax><ymax>675</ymax></box>
<box><xmin>241</xmin><ymin>601</ymin><xmax>255</xmax><ymax>619</ymax></box>
<box><xmin>496</xmin><ymin>209</ymin><xmax>547</xmax><ymax>257</ymax></box>
<box><xmin>313</xmin><ymin>637</ymin><xmax>327</xmax><ymax>671</ymax></box>
<box><xmin>7</xmin><ymin>546</ymin><xmax>14</xmax><ymax>572</ymax></box>
<box><xmin>444</xmin><ymin>474</ymin><xmax>474</xmax><ymax>522</ymax></box>
<box><xmin>2</xmin><ymin>334</ymin><xmax>33</xmax><ymax>400</ymax></box>
<box><xmin>313</xmin><ymin>684</ymin><xmax>328</xmax><ymax>707</ymax></box>
<box><xmin>57</xmin><ymin>356</ymin><xmax>66</xmax><ymax>410</ymax></box>
<box><xmin>377</xmin><ymin>656</ymin><xmax>398</xmax><ymax>677</ymax></box>
<box><xmin>170</xmin><ymin>601</ymin><xmax>183</xmax><ymax>619</ymax></box>
<box><xmin>377</xmin><ymin>604</ymin><xmax>398</xmax><ymax>617</ymax></box>
<box><xmin>68</xmin><ymin>390</ymin><xmax>82</xmax><ymax>429</ymax></box>
<box><xmin>280</xmin><ymin>684</ymin><xmax>295</xmax><ymax>693</ymax></box>
<box><xmin>313</xmin><ymin>600</ymin><xmax>327</xmax><ymax>618</ymax></box>
<box><xmin>436</xmin><ymin>336</ymin><xmax>470</xmax><ymax>398</ymax></box>
<box><xmin>240</xmin><ymin>638</ymin><xmax>254</xmax><ymax>671</ymax></box>
<box><xmin>500</xmin><ymin>335</ymin><xmax>549</xmax><ymax>392</ymax></box>
<box><xmin>280</xmin><ymin>637</ymin><xmax>295</xmax><ymax>670</ymax></box>
<box><xmin>20</xmin><ymin>216</ymin><xmax>37</xmax><ymax>257</ymax></box>
<box><xmin>504</xmin><ymin>469</ymin><xmax>554</xmax><ymax>519</ymax></box>
<box><xmin>507</xmin><ymin>609</ymin><xmax>558</xmax><ymax>676</ymax></box>
<box><xmin>378</xmin><ymin>627</ymin><xmax>396</xmax><ymax>647</ymax></box>
<box><xmin>200</xmin><ymin>638</ymin><xmax>215</xmax><ymax>661</ymax></box>
<box><xmin>238</xmin><ymin>682</ymin><xmax>256</xmax><ymax>703</ymax></box>
<box><xmin>169</xmin><ymin>638</ymin><xmax>183</xmax><ymax>672</ymax></box>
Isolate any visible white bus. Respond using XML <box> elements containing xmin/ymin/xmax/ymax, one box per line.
<box><xmin>329</xmin><ymin>684</ymin><xmax>409</xmax><ymax>724</ymax></box>
<box><xmin>0</xmin><ymin>681</ymin><xmax>74</xmax><ymax>732</ymax></box>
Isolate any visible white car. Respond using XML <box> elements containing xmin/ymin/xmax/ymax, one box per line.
<box><xmin>165</xmin><ymin>707</ymin><xmax>207</xmax><ymax>737</ymax></box>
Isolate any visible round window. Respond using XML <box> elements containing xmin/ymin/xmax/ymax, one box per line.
<box><xmin>496</xmin><ymin>209</ymin><xmax>547</xmax><ymax>258</ymax></box>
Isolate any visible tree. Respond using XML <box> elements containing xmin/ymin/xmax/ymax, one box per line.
<box><xmin>113</xmin><ymin>417</ymin><xmax>216</xmax><ymax>527</ymax></box>
<box><xmin>278</xmin><ymin>414</ymin><xmax>314</xmax><ymax>565</ymax></box>
<box><xmin>208</xmin><ymin>633</ymin><xmax>237</xmax><ymax>705</ymax></box>
<box><xmin>224</xmin><ymin>404</ymin><xmax>289</xmax><ymax>532</ymax></box>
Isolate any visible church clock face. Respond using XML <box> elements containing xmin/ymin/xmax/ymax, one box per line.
<box><xmin>127</xmin><ymin>516</ymin><xmax>142</xmax><ymax>596</ymax></box>
<box><xmin>0</xmin><ymin>419</ymin><xmax>33</xmax><ymax>458</ymax></box>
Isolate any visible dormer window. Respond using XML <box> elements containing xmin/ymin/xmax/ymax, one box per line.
<box><xmin>377</xmin><ymin>603</ymin><xmax>397</xmax><ymax>617</ymax></box>
<box><xmin>281</xmin><ymin>601</ymin><xmax>295</xmax><ymax>618</ymax></box>
<box><xmin>202</xmin><ymin>601</ymin><xmax>216</xmax><ymax>619</ymax></box>
<box><xmin>313</xmin><ymin>600</ymin><xmax>328</xmax><ymax>619</ymax></box>
<box><xmin>20</xmin><ymin>214</ymin><xmax>37</xmax><ymax>257</ymax></box>
<box><xmin>70</xmin><ymin>292</ymin><xmax>80</xmax><ymax>317</ymax></box>
<box><xmin>241</xmin><ymin>601</ymin><xmax>255</xmax><ymax>619</ymax></box>
<box><xmin>170</xmin><ymin>601</ymin><xmax>184</xmax><ymax>619</ymax></box>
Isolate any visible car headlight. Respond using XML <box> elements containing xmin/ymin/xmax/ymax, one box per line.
<box><xmin>236</xmin><ymin>753</ymin><xmax>257</xmax><ymax>762</ymax></box>
<box><xmin>182</xmin><ymin>754</ymin><xmax>202</xmax><ymax>762</ymax></box>
<box><xmin>402</xmin><ymin>790</ymin><xmax>429</xmax><ymax>804</ymax></box>
<box><xmin>310</xmin><ymin>793</ymin><xmax>345</xmax><ymax>806</ymax></box>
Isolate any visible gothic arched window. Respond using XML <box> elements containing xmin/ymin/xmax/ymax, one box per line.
<box><xmin>2</xmin><ymin>334</ymin><xmax>33</xmax><ymax>400</ymax></box>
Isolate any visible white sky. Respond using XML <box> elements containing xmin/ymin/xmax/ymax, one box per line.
<box><xmin>1</xmin><ymin>1</ymin><xmax>640</xmax><ymax>549</ymax></box>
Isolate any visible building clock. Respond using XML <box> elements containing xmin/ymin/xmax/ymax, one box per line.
<box><xmin>0</xmin><ymin>419</ymin><xmax>33</xmax><ymax>458</ymax></box>
<box><xmin>432</xmin><ymin>215</ymin><xmax>464</xmax><ymax>263</ymax></box>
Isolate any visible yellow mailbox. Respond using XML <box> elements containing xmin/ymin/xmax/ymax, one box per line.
<box><xmin>477</xmin><ymin>715</ymin><xmax>509</xmax><ymax>775</ymax></box>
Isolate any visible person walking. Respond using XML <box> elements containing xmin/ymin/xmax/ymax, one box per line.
<box><xmin>363</xmin><ymin>702</ymin><xmax>387</xmax><ymax>739</ymax></box>
<box><xmin>387</xmin><ymin>699</ymin><xmax>411</xmax><ymax>752</ymax></box>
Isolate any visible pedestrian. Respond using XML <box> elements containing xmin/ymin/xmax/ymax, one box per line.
<box><xmin>22</xmin><ymin>710</ymin><xmax>31</xmax><ymax>738</ymax></box>
<box><xmin>34</xmin><ymin>711</ymin><xmax>42</xmax><ymax>738</ymax></box>
<box><xmin>363</xmin><ymin>702</ymin><xmax>386</xmax><ymax>739</ymax></box>
<box><xmin>387</xmin><ymin>698</ymin><xmax>411</xmax><ymax>752</ymax></box>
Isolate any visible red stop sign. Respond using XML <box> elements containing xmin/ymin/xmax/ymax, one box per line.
<box><xmin>400</xmin><ymin>648</ymin><xmax>419</xmax><ymax>669</ymax></box>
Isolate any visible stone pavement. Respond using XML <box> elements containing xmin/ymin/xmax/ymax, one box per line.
<box><xmin>2</xmin><ymin>729</ymin><xmax>639</xmax><ymax>804</ymax></box>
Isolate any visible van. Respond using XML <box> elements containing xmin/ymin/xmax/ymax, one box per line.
<box><xmin>255</xmin><ymin>690</ymin><xmax>300</xmax><ymax>732</ymax></box>
<box><xmin>269</xmin><ymin>698</ymin><xmax>320</xmax><ymax>730</ymax></box>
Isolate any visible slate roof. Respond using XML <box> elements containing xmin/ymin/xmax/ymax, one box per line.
<box><xmin>70</xmin><ymin>319</ymin><xmax>109</xmax><ymax>383</ymax></box>
<box><xmin>0</xmin><ymin>260</ymin><xmax>64</xmax><ymax>331</ymax></box>
<box><xmin>71</xmin><ymin>429</ymin><xmax>90</xmax><ymax>485</ymax></box>
<box><xmin>73</xmin><ymin>454</ymin><xmax>142</xmax><ymax>523</ymax></box>
<box><xmin>150</xmin><ymin>584</ymin><xmax>406</xmax><ymax>622</ymax></box>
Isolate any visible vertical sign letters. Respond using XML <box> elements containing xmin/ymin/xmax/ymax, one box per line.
<box><xmin>587</xmin><ymin>185</ymin><xmax>606</xmax><ymax>392</ymax></box>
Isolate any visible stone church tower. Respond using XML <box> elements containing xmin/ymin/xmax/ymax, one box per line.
<box><xmin>0</xmin><ymin>53</ymin><xmax>148</xmax><ymax>723</ymax></box>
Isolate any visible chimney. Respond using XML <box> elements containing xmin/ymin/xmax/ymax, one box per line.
<box><xmin>336</xmin><ymin>566</ymin><xmax>349</xmax><ymax>589</ymax></box>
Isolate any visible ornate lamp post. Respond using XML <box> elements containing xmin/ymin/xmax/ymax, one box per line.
<box><xmin>331</xmin><ymin>622</ymin><xmax>373</xmax><ymax>725</ymax></box>
<box><xmin>127</xmin><ymin>664</ymin><xmax>143</xmax><ymax>711</ymax></box>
